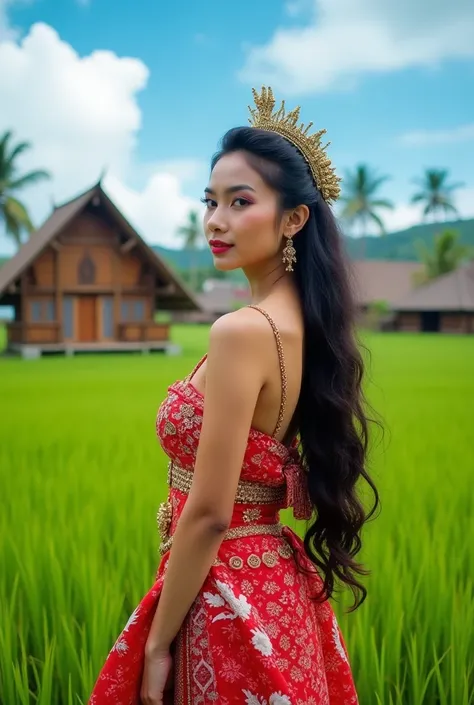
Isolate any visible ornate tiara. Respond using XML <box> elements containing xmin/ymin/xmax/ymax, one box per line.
<box><xmin>248</xmin><ymin>86</ymin><xmax>341</xmax><ymax>203</ymax></box>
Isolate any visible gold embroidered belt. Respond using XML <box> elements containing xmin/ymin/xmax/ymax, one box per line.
<box><xmin>167</xmin><ymin>460</ymin><xmax>286</xmax><ymax>505</ymax></box>
<box><xmin>157</xmin><ymin>461</ymin><xmax>287</xmax><ymax>555</ymax></box>
<box><xmin>158</xmin><ymin>521</ymin><xmax>284</xmax><ymax>556</ymax></box>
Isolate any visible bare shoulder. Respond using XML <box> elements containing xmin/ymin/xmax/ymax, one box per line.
<box><xmin>209</xmin><ymin>307</ymin><xmax>273</xmax><ymax>351</ymax></box>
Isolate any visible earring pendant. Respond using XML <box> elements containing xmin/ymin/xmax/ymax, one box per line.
<box><xmin>282</xmin><ymin>236</ymin><xmax>297</xmax><ymax>272</ymax></box>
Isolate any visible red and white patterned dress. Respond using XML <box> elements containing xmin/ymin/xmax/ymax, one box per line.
<box><xmin>89</xmin><ymin>306</ymin><xmax>359</xmax><ymax>705</ymax></box>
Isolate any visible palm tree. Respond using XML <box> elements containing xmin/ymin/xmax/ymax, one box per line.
<box><xmin>0</xmin><ymin>131</ymin><xmax>51</xmax><ymax>250</ymax></box>
<box><xmin>340</xmin><ymin>164</ymin><xmax>394</xmax><ymax>258</ymax></box>
<box><xmin>411</xmin><ymin>169</ymin><xmax>463</xmax><ymax>222</ymax></box>
<box><xmin>414</xmin><ymin>229</ymin><xmax>472</xmax><ymax>286</ymax></box>
<box><xmin>177</xmin><ymin>209</ymin><xmax>205</xmax><ymax>292</ymax></box>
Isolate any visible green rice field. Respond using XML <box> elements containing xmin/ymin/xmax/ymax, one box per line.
<box><xmin>0</xmin><ymin>326</ymin><xmax>473</xmax><ymax>704</ymax></box>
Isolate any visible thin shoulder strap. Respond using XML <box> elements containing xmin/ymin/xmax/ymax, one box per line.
<box><xmin>185</xmin><ymin>354</ymin><xmax>207</xmax><ymax>384</ymax></box>
<box><xmin>247</xmin><ymin>305</ymin><xmax>287</xmax><ymax>439</ymax></box>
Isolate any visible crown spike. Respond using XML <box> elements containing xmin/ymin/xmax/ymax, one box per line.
<box><xmin>248</xmin><ymin>86</ymin><xmax>340</xmax><ymax>203</ymax></box>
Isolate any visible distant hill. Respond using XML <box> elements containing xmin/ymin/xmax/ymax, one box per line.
<box><xmin>154</xmin><ymin>218</ymin><xmax>474</xmax><ymax>267</ymax></box>
<box><xmin>1</xmin><ymin>218</ymin><xmax>473</xmax><ymax>273</ymax></box>
<box><xmin>343</xmin><ymin>218</ymin><xmax>474</xmax><ymax>261</ymax></box>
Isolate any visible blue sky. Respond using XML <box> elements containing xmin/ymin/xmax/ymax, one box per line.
<box><xmin>1</xmin><ymin>0</ymin><xmax>473</xmax><ymax>254</ymax></box>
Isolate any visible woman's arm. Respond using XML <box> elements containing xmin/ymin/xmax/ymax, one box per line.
<box><xmin>145</xmin><ymin>309</ymin><xmax>267</xmax><ymax>656</ymax></box>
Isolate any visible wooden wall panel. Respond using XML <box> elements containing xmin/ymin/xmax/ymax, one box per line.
<box><xmin>91</xmin><ymin>246</ymin><xmax>113</xmax><ymax>285</ymax></box>
<box><xmin>59</xmin><ymin>245</ymin><xmax>85</xmax><ymax>287</ymax></box>
<box><xmin>60</xmin><ymin>213</ymin><xmax>117</xmax><ymax>246</ymax></box>
<box><xmin>120</xmin><ymin>254</ymin><xmax>141</xmax><ymax>287</ymax></box>
<box><xmin>26</xmin><ymin>325</ymin><xmax>57</xmax><ymax>343</ymax></box>
<box><xmin>33</xmin><ymin>249</ymin><xmax>55</xmax><ymax>286</ymax></box>
<box><xmin>397</xmin><ymin>312</ymin><xmax>420</xmax><ymax>332</ymax></box>
<box><xmin>441</xmin><ymin>313</ymin><xmax>469</xmax><ymax>333</ymax></box>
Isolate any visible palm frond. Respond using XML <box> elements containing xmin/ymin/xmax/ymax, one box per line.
<box><xmin>370</xmin><ymin>198</ymin><xmax>394</xmax><ymax>210</ymax></box>
<box><xmin>3</xmin><ymin>195</ymin><xmax>34</xmax><ymax>232</ymax></box>
<box><xmin>3</xmin><ymin>208</ymin><xmax>22</xmax><ymax>249</ymax></box>
<box><xmin>7</xmin><ymin>141</ymin><xmax>32</xmax><ymax>165</ymax></box>
<box><xmin>368</xmin><ymin>211</ymin><xmax>386</xmax><ymax>234</ymax></box>
<box><xmin>411</xmin><ymin>192</ymin><xmax>427</xmax><ymax>204</ymax></box>
<box><xmin>7</xmin><ymin>169</ymin><xmax>51</xmax><ymax>191</ymax></box>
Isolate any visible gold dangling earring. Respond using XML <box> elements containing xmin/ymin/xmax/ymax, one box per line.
<box><xmin>282</xmin><ymin>235</ymin><xmax>296</xmax><ymax>272</ymax></box>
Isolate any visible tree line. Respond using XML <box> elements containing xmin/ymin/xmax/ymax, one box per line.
<box><xmin>1</xmin><ymin>130</ymin><xmax>472</xmax><ymax>289</ymax></box>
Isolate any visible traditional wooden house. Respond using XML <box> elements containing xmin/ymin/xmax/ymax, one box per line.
<box><xmin>349</xmin><ymin>260</ymin><xmax>422</xmax><ymax>311</ymax></box>
<box><xmin>176</xmin><ymin>261</ymin><xmax>423</xmax><ymax>325</ymax></box>
<box><xmin>393</xmin><ymin>262</ymin><xmax>474</xmax><ymax>333</ymax></box>
<box><xmin>0</xmin><ymin>182</ymin><xmax>200</xmax><ymax>356</ymax></box>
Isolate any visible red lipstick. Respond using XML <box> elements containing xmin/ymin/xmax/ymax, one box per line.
<box><xmin>209</xmin><ymin>239</ymin><xmax>233</xmax><ymax>255</ymax></box>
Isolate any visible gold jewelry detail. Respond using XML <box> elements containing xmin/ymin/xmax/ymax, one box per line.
<box><xmin>282</xmin><ymin>235</ymin><xmax>296</xmax><ymax>272</ymax></box>
<box><xmin>262</xmin><ymin>550</ymin><xmax>279</xmax><ymax>568</ymax></box>
<box><xmin>247</xmin><ymin>554</ymin><xmax>262</xmax><ymax>569</ymax></box>
<box><xmin>229</xmin><ymin>556</ymin><xmax>244</xmax><ymax>570</ymax></box>
<box><xmin>277</xmin><ymin>542</ymin><xmax>293</xmax><ymax>559</ymax></box>
<box><xmin>156</xmin><ymin>501</ymin><xmax>173</xmax><ymax>545</ymax></box>
<box><xmin>243</xmin><ymin>508</ymin><xmax>262</xmax><ymax>523</ymax></box>
<box><xmin>248</xmin><ymin>86</ymin><xmax>341</xmax><ymax>203</ymax></box>
<box><xmin>163</xmin><ymin>421</ymin><xmax>176</xmax><ymax>436</ymax></box>
<box><xmin>159</xmin><ymin>521</ymin><xmax>284</xmax><ymax>555</ymax></box>
<box><xmin>168</xmin><ymin>460</ymin><xmax>285</xmax><ymax>505</ymax></box>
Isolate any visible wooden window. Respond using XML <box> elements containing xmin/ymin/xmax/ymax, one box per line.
<box><xmin>121</xmin><ymin>299</ymin><xmax>146</xmax><ymax>322</ymax></box>
<box><xmin>30</xmin><ymin>299</ymin><xmax>56</xmax><ymax>322</ymax></box>
<box><xmin>78</xmin><ymin>254</ymin><xmax>96</xmax><ymax>284</ymax></box>
<box><xmin>102</xmin><ymin>297</ymin><xmax>114</xmax><ymax>338</ymax></box>
<box><xmin>63</xmin><ymin>297</ymin><xmax>74</xmax><ymax>338</ymax></box>
<box><xmin>133</xmin><ymin>300</ymin><xmax>145</xmax><ymax>321</ymax></box>
<box><xmin>45</xmin><ymin>300</ymin><xmax>55</xmax><ymax>322</ymax></box>
<box><xmin>31</xmin><ymin>301</ymin><xmax>42</xmax><ymax>322</ymax></box>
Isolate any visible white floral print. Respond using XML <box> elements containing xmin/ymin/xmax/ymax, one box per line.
<box><xmin>110</xmin><ymin>606</ymin><xmax>141</xmax><ymax>655</ymax></box>
<box><xmin>204</xmin><ymin>592</ymin><xmax>226</xmax><ymax>608</ymax></box>
<box><xmin>242</xmin><ymin>690</ymin><xmax>292</xmax><ymax>705</ymax></box>
<box><xmin>269</xmin><ymin>694</ymin><xmax>292</xmax><ymax>705</ymax></box>
<box><xmin>251</xmin><ymin>628</ymin><xmax>273</xmax><ymax>657</ymax></box>
<box><xmin>111</xmin><ymin>637</ymin><xmax>129</xmax><ymax>654</ymax></box>
<box><xmin>243</xmin><ymin>691</ymin><xmax>266</xmax><ymax>705</ymax></box>
<box><xmin>123</xmin><ymin>606</ymin><xmax>140</xmax><ymax>632</ymax></box>
<box><xmin>203</xmin><ymin>579</ymin><xmax>252</xmax><ymax>623</ymax></box>
<box><xmin>332</xmin><ymin>614</ymin><xmax>348</xmax><ymax>663</ymax></box>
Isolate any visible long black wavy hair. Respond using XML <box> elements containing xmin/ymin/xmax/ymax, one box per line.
<box><xmin>211</xmin><ymin>127</ymin><xmax>381</xmax><ymax>610</ymax></box>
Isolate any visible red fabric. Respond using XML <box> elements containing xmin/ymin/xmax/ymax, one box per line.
<box><xmin>89</xmin><ymin>375</ymin><xmax>359</xmax><ymax>705</ymax></box>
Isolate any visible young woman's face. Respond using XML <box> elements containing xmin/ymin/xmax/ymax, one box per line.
<box><xmin>202</xmin><ymin>152</ymin><xmax>285</xmax><ymax>272</ymax></box>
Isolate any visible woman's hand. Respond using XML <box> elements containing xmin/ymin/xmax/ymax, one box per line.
<box><xmin>140</xmin><ymin>648</ymin><xmax>174</xmax><ymax>705</ymax></box>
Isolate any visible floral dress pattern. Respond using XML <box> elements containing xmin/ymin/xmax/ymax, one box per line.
<box><xmin>89</xmin><ymin>307</ymin><xmax>359</xmax><ymax>705</ymax></box>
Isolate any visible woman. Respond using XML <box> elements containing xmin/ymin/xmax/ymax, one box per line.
<box><xmin>89</xmin><ymin>87</ymin><xmax>379</xmax><ymax>705</ymax></box>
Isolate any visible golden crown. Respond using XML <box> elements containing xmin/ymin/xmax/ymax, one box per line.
<box><xmin>248</xmin><ymin>86</ymin><xmax>341</xmax><ymax>203</ymax></box>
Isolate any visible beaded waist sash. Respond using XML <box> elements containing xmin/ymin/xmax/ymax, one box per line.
<box><xmin>167</xmin><ymin>460</ymin><xmax>286</xmax><ymax>505</ymax></box>
<box><xmin>158</xmin><ymin>521</ymin><xmax>284</xmax><ymax>555</ymax></box>
<box><xmin>157</xmin><ymin>460</ymin><xmax>287</xmax><ymax>555</ymax></box>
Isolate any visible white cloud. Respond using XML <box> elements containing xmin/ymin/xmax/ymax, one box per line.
<box><xmin>239</xmin><ymin>0</ymin><xmax>474</xmax><ymax>94</ymax></box>
<box><xmin>339</xmin><ymin>185</ymin><xmax>474</xmax><ymax>237</ymax></box>
<box><xmin>400</xmin><ymin>124</ymin><xmax>474</xmax><ymax>147</ymax></box>
<box><xmin>0</xmin><ymin>22</ymin><xmax>202</xmax><ymax>253</ymax></box>
<box><xmin>104</xmin><ymin>173</ymin><xmax>204</xmax><ymax>250</ymax></box>
<box><xmin>132</xmin><ymin>158</ymin><xmax>207</xmax><ymax>186</ymax></box>
<box><xmin>375</xmin><ymin>187</ymin><xmax>474</xmax><ymax>234</ymax></box>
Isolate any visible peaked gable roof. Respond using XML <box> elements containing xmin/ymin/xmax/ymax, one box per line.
<box><xmin>0</xmin><ymin>183</ymin><xmax>200</xmax><ymax>311</ymax></box>
<box><xmin>394</xmin><ymin>261</ymin><xmax>474</xmax><ymax>312</ymax></box>
<box><xmin>349</xmin><ymin>260</ymin><xmax>422</xmax><ymax>307</ymax></box>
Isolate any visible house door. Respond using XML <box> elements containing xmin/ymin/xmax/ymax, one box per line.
<box><xmin>77</xmin><ymin>296</ymin><xmax>98</xmax><ymax>341</ymax></box>
<box><xmin>421</xmin><ymin>311</ymin><xmax>440</xmax><ymax>332</ymax></box>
